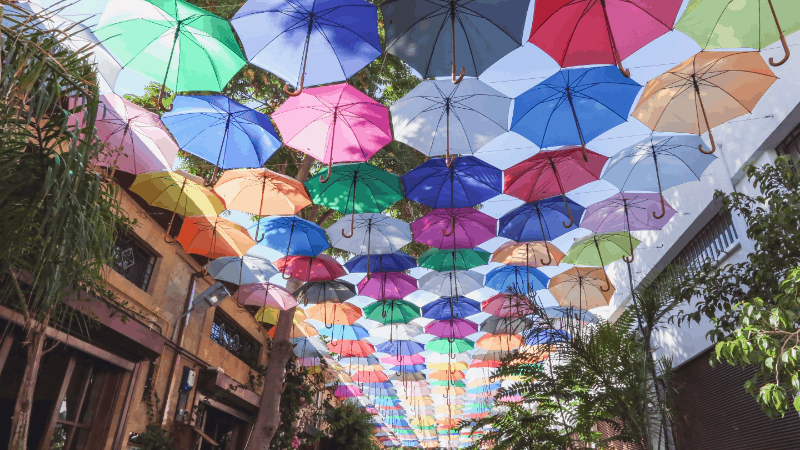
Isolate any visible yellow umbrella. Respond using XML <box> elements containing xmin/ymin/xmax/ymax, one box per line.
<box><xmin>255</xmin><ymin>307</ymin><xmax>307</xmax><ymax>325</ymax></box>
<box><xmin>548</xmin><ymin>267</ymin><xmax>614</xmax><ymax>309</ymax></box>
<box><xmin>492</xmin><ymin>241</ymin><xmax>565</xmax><ymax>267</ymax></box>
<box><xmin>427</xmin><ymin>361</ymin><xmax>469</xmax><ymax>371</ymax></box>
<box><xmin>410</xmin><ymin>417</ymin><xmax>436</xmax><ymax>427</ymax></box>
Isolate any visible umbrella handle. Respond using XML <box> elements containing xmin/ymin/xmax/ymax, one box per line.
<box><xmin>450</xmin><ymin>4</ymin><xmax>465</xmax><ymax>85</ymax></box>
<box><xmin>600</xmin><ymin>270</ymin><xmax>611</xmax><ymax>292</ymax></box>
<box><xmin>622</xmin><ymin>230</ymin><xmax>635</xmax><ymax>263</ymax></box>
<box><xmin>652</xmin><ymin>194</ymin><xmax>666</xmax><ymax>220</ymax></box>
<box><xmin>282</xmin><ymin>268</ymin><xmax>292</xmax><ymax>280</ymax></box>
<box><xmin>442</xmin><ymin>215</ymin><xmax>455</xmax><ymax>236</ymax></box>
<box><xmin>539</xmin><ymin>247</ymin><xmax>553</xmax><ymax>266</ymax></box>
<box><xmin>767</xmin><ymin>0</ymin><xmax>790</xmax><ymax>67</ymax></box>
<box><xmin>341</xmin><ymin>213</ymin><xmax>355</xmax><ymax>238</ymax></box>
<box><xmin>561</xmin><ymin>195</ymin><xmax>574</xmax><ymax>228</ymax></box>
<box><xmin>614</xmin><ymin>50</ymin><xmax>631</xmax><ymax>79</ymax></box>
<box><xmin>319</xmin><ymin>161</ymin><xmax>333</xmax><ymax>183</ymax></box>
<box><xmin>157</xmin><ymin>83</ymin><xmax>173</xmax><ymax>112</ymax></box>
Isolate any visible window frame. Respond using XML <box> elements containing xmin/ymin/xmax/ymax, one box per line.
<box><xmin>112</xmin><ymin>231</ymin><xmax>158</xmax><ymax>292</ymax></box>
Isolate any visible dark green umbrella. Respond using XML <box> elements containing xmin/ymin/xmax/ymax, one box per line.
<box><xmin>363</xmin><ymin>300</ymin><xmax>421</xmax><ymax>325</ymax></box>
<box><xmin>417</xmin><ymin>248</ymin><xmax>490</xmax><ymax>271</ymax></box>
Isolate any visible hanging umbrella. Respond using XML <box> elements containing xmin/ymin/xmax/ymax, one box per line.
<box><xmin>549</xmin><ymin>267</ymin><xmax>615</xmax><ymax>309</ymax></box>
<box><xmin>274</xmin><ymin>254</ymin><xmax>346</xmax><ymax>282</ymax></box>
<box><xmin>353</xmin><ymin>371</ymin><xmax>389</xmax><ymax>384</ymax></box>
<box><xmin>94</xmin><ymin>0</ymin><xmax>246</xmax><ymax>110</ymax></box>
<box><xmin>561</xmin><ymin>232</ymin><xmax>640</xmax><ymax>291</ymax></box>
<box><xmin>422</xmin><ymin>297</ymin><xmax>481</xmax><ymax>321</ymax></box>
<box><xmin>306</xmin><ymin>302</ymin><xmax>363</xmax><ymax>325</ymax></box>
<box><xmin>429</xmin><ymin>370</ymin><xmax>465</xmax><ymax>381</ymax></box>
<box><xmin>511</xmin><ymin>67</ymin><xmax>641</xmax><ymax>157</ymax></box>
<box><xmin>254</xmin><ymin>306</ymin><xmax>307</xmax><ymax>325</ymax></box>
<box><xmin>305</xmin><ymin>163</ymin><xmax>404</xmax><ymax>237</ymax></box>
<box><xmin>358</xmin><ymin>272</ymin><xmax>418</xmax><ymax>301</ymax></box>
<box><xmin>328</xmin><ymin>339</ymin><xmax>375</xmax><ymax>357</ymax></box>
<box><xmin>328</xmin><ymin>214</ymin><xmax>413</xmax><ymax>266</ymax></box>
<box><xmin>162</xmin><ymin>95</ymin><xmax>282</xmax><ymax>181</ymax></box>
<box><xmin>213</xmin><ymin>169</ymin><xmax>311</xmax><ymax>224</ymax></box>
<box><xmin>543</xmin><ymin>306</ymin><xmax>598</xmax><ymax>323</ymax></box>
<box><xmin>345</xmin><ymin>252</ymin><xmax>417</xmax><ymax>274</ymax></box>
<box><xmin>382</xmin><ymin>0</ymin><xmax>528</xmax><ymax>82</ymax></box>
<box><xmin>529</xmin><ymin>0</ymin><xmax>682</xmax><ymax>76</ymax></box>
<box><xmin>208</xmin><ymin>250</ymin><xmax>279</xmax><ymax>286</ymax></box>
<box><xmin>425</xmin><ymin>338</ymin><xmax>475</xmax><ymax>355</ymax></box>
<box><xmin>273</xmin><ymin>85</ymin><xmax>392</xmax><ymax>176</ymax></box>
<box><xmin>335</xmin><ymin>385</ymin><xmax>365</xmax><ymax>399</ymax></box>
<box><xmin>269</xmin><ymin>321</ymin><xmax>318</xmax><ymax>338</ymax></box>
<box><xmin>392</xmin><ymin>364</ymin><xmax>427</xmax><ymax>373</ymax></box>
<box><xmin>418</xmin><ymin>271</ymin><xmax>484</xmax><ymax>297</ymax></box>
<box><xmin>376</xmin><ymin>339</ymin><xmax>426</xmax><ymax>356</ymax></box>
<box><xmin>412</xmin><ymin>208</ymin><xmax>496</xmax><ymax>249</ymax></box>
<box><xmin>256</xmin><ymin>216</ymin><xmax>329</xmax><ymax>257</ymax></box>
<box><xmin>231</xmin><ymin>0</ymin><xmax>381</xmax><ymax>95</ymax></box>
<box><xmin>237</xmin><ymin>282</ymin><xmax>297</xmax><ymax>310</ymax></box>
<box><xmin>481</xmin><ymin>293</ymin><xmax>535</xmax><ymax>318</ymax></box>
<box><xmin>418</xmin><ymin>248</ymin><xmax>490</xmax><ymax>272</ymax></box>
<box><xmin>318</xmin><ymin>324</ymin><xmax>370</xmax><ymax>341</ymax></box>
<box><xmin>492</xmin><ymin>241</ymin><xmax>565</xmax><ymax>268</ymax></box>
<box><xmin>391</xmin><ymin>80</ymin><xmax>511</xmax><ymax>164</ymax></box>
<box><xmin>292</xmin><ymin>336</ymin><xmax>330</xmax><ymax>358</ymax></box>
<box><xmin>676</xmin><ymin>0</ymin><xmax>799</xmax><ymax>66</ymax></box>
<box><xmin>504</xmin><ymin>147</ymin><xmax>607</xmax><ymax>227</ymax></box>
<box><xmin>602</xmin><ymin>135</ymin><xmax>717</xmax><ymax>219</ymax></box>
<box><xmin>485</xmin><ymin>266</ymin><xmax>549</xmax><ymax>294</ymax></box>
<box><xmin>382</xmin><ymin>354</ymin><xmax>426</xmax><ymax>366</ymax></box>
<box><xmin>425</xmin><ymin>319</ymin><xmax>479</xmax><ymax>339</ymax></box>
<box><xmin>498</xmin><ymin>197</ymin><xmax>583</xmax><ymax>264</ymax></box>
<box><xmin>364</xmin><ymin>300</ymin><xmax>422</xmax><ymax>325</ymax></box>
<box><xmin>632</xmin><ymin>52</ymin><xmax>777</xmax><ymax>154</ymax></box>
<box><xmin>475</xmin><ymin>334</ymin><xmax>523</xmax><ymax>351</ymax></box>
<box><xmin>372</xmin><ymin>323</ymin><xmax>426</xmax><ymax>342</ymax></box>
<box><xmin>177</xmin><ymin>216</ymin><xmax>256</xmax><ymax>259</ymax></box>
<box><xmin>293</xmin><ymin>280</ymin><xmax>357</xmax><ymax>305</ymax></box>
<box><xmin>402</xmin><ymin>156</ymin><xmax>503</xmax><ymax>207</ymax></box>
<box><xmin>480</xmin><ymin>317</ymin><xmax>534</xmax><ymax>335</ymax></box>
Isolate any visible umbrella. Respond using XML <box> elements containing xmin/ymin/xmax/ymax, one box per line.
<box><xmin>177</xmin><ymin>216</ymin><xmax>256</xmax><ymax>259</ymax></box>
<box><xmin>422</xmin><ymin>297</ymin><xmax>481</xmax><ymax>321</ymax></box>
<box><xmin>256</xmin><ymin>216</ymin><xmax>329</xmax><ymax>257</ymax></box>
<box><xmin>208</xmin><ymin>251</ymin><xmax>279</xmax><ymax>286</ymax></box>
<box><xmin>381</xmin><ymin>0</ymin><xmax>528</xmax><ymax>82</ymax></box>
<box><xmin>481</xmin><ymin>293</ymin><xmax>534</xmax><ymax>318</ymax></box>
<box><xmin>402</xmin><ymin>156</ymin><xmax>503</xmax><ymax>208</ymax></box>
<box><xmin>328</xmin><ymin>339</ymin><xmax>375</xmax><ymax>357</ymax></box>
<box><xmin>274</xmin><ymin>254</ymin><xmax>346</xmax><ymax>282</ymax></box>
<box><xmin>273</xmin><ymin>85</ymin><xmax>392</xmax><ymax>176</ymax></box>
<box><xmin>492</xmin><ymin>241</ymin><xmax>565</xmax><ymax>268</ymax></box>
<box><xmin>480</xmin><ymin>317</ymin><xmax>533</xmax><ymax>335</ymax></box>
<box><xmin>504</xmin><ymin>147</ymin><xmax>607</xmax><ymax>227</ymax></box>
<box><xmin>358</xmin><ymin>272</ymin><xmax>418</xmax><ymax>301</ymax></box>
<box><xmin>269</xmin><ymin>321</ymin><xmax>318</xmax><ymax>338</ymax></box>
<box><xmin>511</xmin><ymin>67</ymin><xmax>641</xmax><ymax>157</ymax></box>
<box><xmin>549</xmin><ymin>267</ymin><xmax>615</xmax><ymax>309</ymax></box>
<box><xmin>529</xmin><ymin>0</ymin><xmax>682</xmax><ymax>76</ymax></box>
<box><xmin>213</xmin><ymin>170</ymin><xmax>311</xmax><ymax>226</ymax></box>
<box><xmin>544</xmin><ymin>306</ymin><xmax>598</xmax><ymax>323</ymax></box>
<box><xmin>498</xmin><ymin>197</ymin><xmax>583</xmax><ymax>264</ymax></box>
<box><xmin>328</xmin><ymin>214</ymin><xmax>413</xmax><ymax>267</ymax></box>
<box><xmin>364</xmin><ymin>300</ymin><xmax>422</xmax><ymax>325</ymax></box>
<box><xmin>353</xmin><ymin>371</ymin><xmax>389</xmax><ymax>384</ymax></box>
<box><xmin>412</xmin><ymin>208</ymin><xmax>496</xmax><ymax>249</ymax></box>
<box><xmin>231</xmin><ymin>0</ymin><xmax>381</xmax><ymax>95</ymax></box>
<box><xmin>293</xmin><ymin>280</ymin><xmax>357</xmax><ymax>305</ymax></box>
<box><xmin>391</xmin><ymin>80</ymin><xmax>511</xmax><ymax>163</ymax></box>
<box><xmin>485</xmin><ymin>266</ymin><xmax>549</xmax><ymax>294</ymax></box>
<box><xmin>129</xmin><ymin>171</ymin><xmax>225</xmax><ymax>238</ymax></box>
<box><xmin>418</xmin><ymin>271</ymin><xmax>484</xmax><ymax>297</ymax></box>
<box><xmin>292</xmin><ymin>337</ymin><xmax>330</xmax><ymax>358</ymax></box>
<box><xmin>676</xmin><ymin>0</ymin><xmax>799</xmax><ymax>66</ymax></box>
<box><xmin>418</xmin><ymin>248</ymin><xmax>490</xmax><ymax>272</ymax></box>
<box><xmin>345</xmin><ymin>252</ymin><xmax>417</xmax><ymax>274</ymax></box>
<box><xmin>632</xmin><ymin>52</ymin><xmax>777</xmax><ymax>154</ymax></box>
<box><xmin>305</xmin><ymin>163</ymin><xmax>404</xmax><ymax>237</ymax></box>
<box><xmin>254</xmin><ymin>306</ymin><xmax>307</xmax><ymax>325</ymax></box>
<box><xmin>237</xmin><ymin>282</ymin><xmax>297</xmax><ymax>310</ymax></box>
<box><xmin>425</xmin><ymin>319</ymin><xmax>479</xmax><ymax>339</ymax></box>
<box><xmin>392</xmin><ymin>364</ymin><xmax>427</xmax><ymax>373</ymax></box>
<box><xmin>306</xmin><ymin>302</ymin><xmax>363</xmax><ymax>325</ymax></box>
<box><xmin>162</xmin><ymin>95</ymin><xmax>282</xmax><ymax>180</ymax></box>
<box><xmin>376</xmin><ymin>339</ymin><xmax>426</xmax><ymax>356</ymax></box>
<box><xmin>426</xmin><ymin>338</ymin><xmax>475</xmax><ymax>355</ymax></box>
<box><xmin>94</xmin><ymin>0</ymin><xmax>246</xmax><ymax>110</ymax></box>
<box><xmin>475</xmin><ymin>334</ymin><xmax>523</xmax><ymax>351</ymax></box>
<box><xmin>382</xmin><ymin>354</ymin><xmax>425</xmax><ymax>366</ymax></box>
<box><xmin>318</xmin><ymin>324</ymin><xmax>370</xmax><ymax>341</ymax></box>
<box><xmin>429</xmin><ymin>370</ymin><xmax>464</xmax><ymax>381</ymax></box>
<box><xmin>561</xmin><ymin>232</ymin><xmax>640</xmax><ymax>290</ymax></box>
<box><xmin>602</xmin><ymin>135</ymin><xmax>717</xmax><ymax>219</ymax></box>
<box><xmin>335</xmin><ymin>385</ymin><xmax>365</xmax><ymax>399</ymax></box>
<box><xmin>372</xmin><ymin>323</ymin><xmax>426</xmax><ymax>342</ymax></box>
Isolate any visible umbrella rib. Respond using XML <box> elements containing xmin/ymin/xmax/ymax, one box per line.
<box><xmin>616</xmin><ymin>0</ymin><xmax>675</xmax><ymax>31</ymax></box>
<box><xmin>314</xmin><ymin>14</ymin><xmax>383</xmax><ymax>53</ymax></box>
<box><xmin>452</xmin><ymin>99</ymin><xmax>510</xmax><ymax>131</ymax></box>
<box><xmin>420</xmin><ymin>8</ymin><xmax>453</xmax><ymax>78</ymax></box>
<box><xmin>309</xmin><ymin>19</ymin><xmax>350</xmax><ymax>79</ymax></box>
<box><xmin>453</xmin><ymin>8</ymin><xmax>479</xmax><ymax>76</ymax></box>
<box><xmin>571</xmin><ymin>87</ymin><xmax>633</xmax><ymax>122</ymax></box>
<box><xmin>559</xmin><ymin>0</ymin><xmax>596</xmax><ymax>65</ymax></box>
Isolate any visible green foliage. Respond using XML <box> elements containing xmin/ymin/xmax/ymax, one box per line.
<box><xmin>272</xmin><ymin>358</ymin><xmax>327</xmax><ymax>450</ymax></box>
<box><xmin>140</xmin><ymin>425</ymin><xmax>173</xmax><ymax>450</ymax></box>
<box><xmin>318</xmin><ymin>402</ymin><xmax>381</xmax><ymax>450</ymax></box>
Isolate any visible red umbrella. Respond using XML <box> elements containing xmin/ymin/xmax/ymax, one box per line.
<box><xmin>328</xmin><ymin>339</ymin><xmax>375</xmax><ymax>357</ymax></box>
<box><xmin>504</xmin><ymin>147</ymin><xmax>607</xmax><ymax>227</ymax></box>
<box><xmin>274</xmin><ymin>254</ymin><xmax>346</xmax><ymax>282</ymax></box>
<box><xmin>529</xmin><ymin>0</ymin><xmax>682</xmax><ymax>77</ymax></box>
<box><xmin>352</xmin><ymin>370</ymin><xmax>389</xmax><ymax>383</ymax></box>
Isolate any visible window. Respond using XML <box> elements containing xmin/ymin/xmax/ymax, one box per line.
<box><xmin>210</xmin><ymin>311</ymin><xmax>261</xmax><ymax>369</ymax></box>
<box><xmin>113</xmin><ymin>232</ymin><xmax>156</xmax><ymax>291</ymax></box>
<box><xmin>776</xmin><ymin>121</ymin><xmax>800</xmax><ymax>160</ymax></box>
<box><xmin>671</xmin><ymin>212</ymin><xmax>738</xmax><ymax>272</ymax></box>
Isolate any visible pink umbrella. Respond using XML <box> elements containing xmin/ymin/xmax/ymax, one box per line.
<box><xmin>335</xmin><ymin>385</ymin><xmax>364</xmax><ymax>398</ymax></box>
<box><xmin>352</xmin><ymin>370</ymin><xmax>389</xmax><ymax>383</ymax></box>
<box><xmin>235</xmin><ymin>282</ymin><xmax>297</xmax><ymax>310</ymax></box>
<box><xmin>357</xmin><ymin>272</ymin><xmax>418</xmax><ymax>301</ymax></box>
<box><xmin>381</xmin><ymin>354</ymin><xmax>425</xmax><ymax>366</ymax></box>
<box><xmin>78</xmin><ymin>93</ymin><xmax>179</xmax><ymax>174</ymax></box>
<box><xmin>411</xmin><ymin>208</ymin><xmax>497</xmax><ymax>249</ymax></box>
<box><xmin>424</xmin><ymin>319</ymin><xmax>478</xmax><ymax>339</ymax></box>
<box><xmin>481</xmin><ymin>293</ymin><xmax>535</xmax><ymax>318</ymax></box>
<box><xmin>271</xmin><ymin>83</ymin><xmax>393</xmax><ymax>182</ymax></box>
<box><xmin>274</xmin><ymin>254</ymin><xmax>347</xmax><ymax>282</ymax></box>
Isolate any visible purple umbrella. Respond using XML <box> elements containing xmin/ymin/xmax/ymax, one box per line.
<box><xmin>335</xmin><ymin>385</ymin><xmax>364</xmax><ymax>399</ymax></box>
<box><xmin>424</xmin><ymin>319</ymin><xmax>478</xmax><ymax>339</ymax></box>
<box><xmin>357</xmin><ymin>272</ymin><xmax>418</xmax><ymax>300</ymax></box>
<box><xmin>411</xmin><ymin>208</ymin><xmax>497</xmax><ymax>249</ymax></box>
<box><xmin>582</xmin><ymin>192</ymin><xmax>677</xmax><ymax>262</ymax></box>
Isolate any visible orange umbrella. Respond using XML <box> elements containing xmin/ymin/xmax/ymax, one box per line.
<box><xmin>305</xmin><ymin>302</ymin><xmax>362</xmax><ymax>325</ymax></box>
<box><xmin>491</xmin><ymin>241</ymin><xmax>565</xmax><ymax>267</ymax></box>
<box><xmin>476</xmin><ymin>333</ymin><xmax>524</xmax><ymax>351</ymax></box>
<box><xmin>429</xmin><ymin>370</ymin><xmax>465</xmax><ymax>381</ymax></box>
<box><xmin>549</xmin><ymin>267</ymin><xmax>615</xmax><ymax>309</ymax></box>
<box><xmin>213</xmin><ymin>168</ymin><xmax>311</xmax><ymax>216</ymax></box>
<box><xmin>427</xmin><ymin>361</ymin><xmax>469</xmax><ymax>371</ymax></box>
<box><xmin>437</xmin><ymin>418</ymin><xmax>460</xmax><ymax>428</ymax></box>
<box><xmin>632</xmin><ymin>51</ymin><xmax>777</xmax><ymax>154</ymax></box>
<box><xmin>177</xmin><ymin>216</ymin><xmax>256</xmax><ymax>258</ymax></box>
<box><xmin>352</xmin><ymin>370</ymin><xmax>388</xmax><ymax>383</ymax></box>
<box><xmin>268</xmin><ymin>321</ymin><xmax>317</xmax><ymax>339</ymax></box>
<box><xmin>328</xmin><ymin>339</ymin><xmax>374</xmax><ymax>357</ymax></box>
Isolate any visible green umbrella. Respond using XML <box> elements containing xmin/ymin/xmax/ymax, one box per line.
<box><xmin>94</xmin><ymin>0</ymin><xmax>246</xmax><ymax>110</ymax></box>
<box><xmin>363</xmin><ymin>300</ymin><xmax>421</xmax><ymax>325</ymax></box>
<box><xmin>425</xmin><ymin>338</ymin><xmax>474</xmax><ymax>356</ymax></box>
<box><xmin>418</xmin><ymin>248</ymin><xmax>491</xmax><ymax>271</ymax></box>
<box><xmin>676</xmin><ymin>0</ymin><xmax>799</xmax><ymax>66</ymax></box>
<box><xmin>561</xmin><ymin>232</ymin><xmax>640</xmax><ymax>292</ymax></box>
<box><xmin>305</xmin><ymin>163</ymin><xmax>404</xmax><ymax>238</ymax></box>
<box><xmin>430</xmin><ymin>380</ymin><xmax>466</xmax><ymax>387</ymax></box>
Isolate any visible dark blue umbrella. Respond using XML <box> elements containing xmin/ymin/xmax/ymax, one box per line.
<box><xmin>525</xmin><ymin>329</ymin><xmax>571</xmax><ymax>345</ymax></box>
<box><xmin>511</xmin><ymin>66</ymin><xmax>641</xmax><ymax>157</ymax></box>
<box><xmin>257</xmin><ymin>216</ymin><xmax>329</xmax><ymax>257</ymax></box>
<box><xmin>162</xmin><ymin>95</ymin><xmax>281</xmax><ymax>180</ymax></box>
<box><xmin>376</xmin><ymin>339</ymin><xmax>425</xmax><ymax>356</ymax></box>
<box><xmin>402</xmin><ymin>156</ymin><xmax>503</xmax><ymax>209</ymax></box>
<box><xmin>231</xmin><ymin>0</ymin><xmax>381</xmax><ymax>95</ymax></box>
<box><xmin>422</xmin><ymin>296</ymin><xmax>481</xmax><ymax>320</ymax></box>
<box><xmin>344</xmin><ymin>251</ymin><xmax>417</xmax><ymax>273</ymax></box>
<box><xmin>391</xmin><ymin>364</ymin><xmax>426</xmax><ymax>373</ymax></box>
<box><xmin>485</xmin><ymin>266</ymin><xmax>549</xmax><ymax>294</ymax></box>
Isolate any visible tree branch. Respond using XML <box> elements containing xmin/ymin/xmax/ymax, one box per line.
<box><xmin>314</xmin><ymin>209</ymin><xmax>336</xmax><ymax>227</ymax></box>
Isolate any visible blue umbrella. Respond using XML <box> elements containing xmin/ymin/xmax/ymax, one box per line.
<box><xmin>467</xmin><ymin>383</ymin><xmax>500</xmax><ymax>394</ymax></box>
<box><xmin>422</xmin><ymin>297</ymin><xmax>481</xmax><ymax>321</ymax></box>
<box><xmin>162</xmin><ymin>95</ymin><xmax>281</xmax><ymax>180</ymax></box>
<box><xmin>485</xmin><ymin>266</ymin><xmax>549</xmax><ymax>294</ymax></box>
<box><xmin>231</xmin><ymin>0</ymin><xmax>381</xmax><ymax>95</ymax></box>
<box><xmin>391</xmin><ymin>364</ymin><xmax>426</xmax><ymax>373</ymax></box>
<box><xmin>402</xmin><ymin>156</ymin><xmax>503</xmax><ymax>209</ymax></box>
<box><xmin>317</xmin><ymin>324</ymin><xmax>370</xmax><ymax>341</ymax></box>
<box><xmin>376</xmin><ymin>340</ymin><xmax>425</xmax><ymax>356</ymax></box>
<box><xmin>525</xmin><ymin>329</ymin><xmax>571</xmax><ymax>345</ymax></box>
<box><xmin>344</xmin><ymin>251</ymin><xmax>417</xmax><ymax>273</ymax></box>
<box><xmin>511</xmin><ymin>66</ymin><xmax>641</xmax><ymax>159</ymax></box>
<box><xmin>257</xmin><ymin>216</ymin><xmax>329</xmax><ymax>257</ymax></box>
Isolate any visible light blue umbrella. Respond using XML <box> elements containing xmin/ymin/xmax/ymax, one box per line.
<box><xmin>485</xmin><ymin>266</ymin><xmax>549</xmax><ymax>294</ymax></box>
<box><xmin>256</xmin><ymin>216</ymin><xmax>329</xmax><ymax>256</ymax></box>
<box><xmin>317</xmin><ymin>324</ymin><xmax>370</xmax><ymax>341</ymax></box>
<box><xmin>602</xmin><ymin>135</ymin><xmax>716</xmax><ymax>219</ymax></box>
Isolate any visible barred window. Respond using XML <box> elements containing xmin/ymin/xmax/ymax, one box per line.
<box><xmin>210</xmin><ymin>310</ymin><xmax>261</xmax><ymax>369</ymax></box>
<box><xmin>776</xmin><ymin>122</ymin><xmax>800</xmax><ymax>160</ymax></box>
<box><xmin>672</xmin><ymin>213</ymin><xmax>739</xmax><ymax>272</ymax></box>
<box><xmin>113</xmin><ymin>233</ymin><xmax>156</xmax><ymax>291</ymax></box>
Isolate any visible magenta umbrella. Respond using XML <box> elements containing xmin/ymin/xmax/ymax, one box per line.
<box><xmin>411</xmin><ymin>208</ymin><xmax>497</xmax><ymax>249</ymax></box>
<box><xmin>381</xmin><ymin>354</ymin><xmax>425</xmax><ymax>366</ymax></box>
<box><xmin>271</xmin><ymin>83</ymin><xmax>393</xmax><ymax>182</ymax></box>
<box><xmin>335</xmin><ymin>385</ymin><xmax>364</xmax><ymax>399</ymax></box>
<box><xmin>357</xmin><ymin>272</ymin><xmax>418</xmax><ymax>301</ymax></box>
<box><xmin>235</xmin><ymin>282</ymin><xmax>297</xmax><ymax>310</ymax></box>
<box><xmin>425</xmin><ymin>319</ymin><xmax>478</xmax><ymax>339</ymax></box>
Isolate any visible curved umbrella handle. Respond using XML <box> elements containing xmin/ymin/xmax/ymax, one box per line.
<box><xmin>452</xmin><ymin>66</ymin><xmax>465</xmax><ymax>85</ymax></box>
<box><xmin>164</xmin><ymin>211</ymin><xmax>177</xmax><ymax>244</ymax></box>
<box><xmin>157</xmin><ymin>83</ymin><xmax>173</xmax><ymax>112</ymax></box>
<box><xmin>341</xmin><ymin>212</ymin><xmax>355</xmax><ymax>238</ymax></box>
<box><xmin>442</xmin><ymin>215</ymin><xmax>456</xmax><ymax>236</ymax></box>
<box><xmin>652</xmin><ymin>194</ymin><xmax>666</xmax><ymax>220</ymax></box>
<box><xmin>281</xmin><ymin>268</ymin><xmax>292</xmax><ymax>280</ymax></box>
<box><xmin>539</xmin><ymin>248</ymin><xmax>553</xmax><ymax>266</ymax></box>
<box><xmin>600</xmin><ymin>270</ymin><xmax>611</xmax><ymax>292</ymax></box>
<box><xmin>615</xmin><ymin>49</ymin><xmax>631</xmax><ymax>78</ymax></box>
<box><xmin>699</xmin><ymin>130</ymin><xmax>717</xmax><ymax>155</ymax></box>
<box><xmin>561</xmin><ymin>196</ymin><xmax>575</xmax><ymax>228</ymax></box>
<box><xmin>622</xmin><ymin>233</ymin><xmax>635</xmax><ymax>263</ymax></box>
<box><xmin>319</xmin><ymin>161</ymin><xmax>333</xmax><ymax>183</ymax></box>
<box><xmin>450</xmin><ymin>6</ymin><xmax>465</xmax><ymax>85</ymax></box>
<box><xmin>768</xmin><ymin>0</ymin><xmax>790</xmax><ymax>67</ymax></box>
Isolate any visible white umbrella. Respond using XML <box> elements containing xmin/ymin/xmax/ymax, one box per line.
<box><xmin>208</xmin><ymin>251</ymin><xmax>279</xmax><ymax>286</ymax></box>
<box><xmin>328</xmin><ymin>213</ymin><xmax>413</xmax><ymax>255</ymax></box>
<box><xmin>418</xmin><ymin>271</ymin><xmax>484</xmax><ymax>297</ymax></box>
<box><xmin>372</xmin><ymin>323</ymin><xmax>426</xmax><ymax>342</ymax></box>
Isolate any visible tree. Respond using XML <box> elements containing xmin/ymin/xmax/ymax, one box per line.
<box><xmin>0</xmin><ymin>5</ymin><xmax>131</xmax><ymax>449</ymax></box>
<box><xmin>318</xmin><ymin>402</ymin><xmax>382</xmax><ymax>450</ymax></box>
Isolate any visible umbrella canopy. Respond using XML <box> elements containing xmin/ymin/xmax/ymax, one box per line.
<box><xmin>412</xmin><ymin>208</ymin><xmax>496</xmax><ymax>249</ymax></box>
<box><xmin>481</xmin><ymin>293</ymin><xmax>534</xmax><ymax>318</ymax></box>
<box><xmin>256</xmin><ymin>216</ymin><xmax>329</xmax><ymax>257</ymax></box>
<box><xmin>318</xmin><ymin>324</ymin><xmax>370</xmax><ymax>341</ymax></box>
<box><xmin>353</xmin><ymin>371</ymin><xmax>389</xmax><ymax>384</ymax></box>
<box><xmin>306</xmin><ymin>302</ymin><xmax>363</xmax><ymax>325</ymax></box>
<box><xmin>422</xmin><ymin>297</ymin><xmax>481</xmax><ymax>321</ymax></box>
<box><xmin>544</xmin><ymin>307</ymin><xmax>598</xmax><ymax>323</ymax></box>
<box><xmin>475</xmin><ymin>334</ymin><xmax>523</xmax><ymax>351</ymax></box>
<box><xmin>391</xmin><ymin>80</ymin><xmax>511</xmax><ymax>162</ymax></box>
<box><xmin>274</xmin><ymin>254</ymin><xmax>346</xmax><ymax>282</ymax></box>
<box><xmin>177</xmin><ymin>216</ymin><xmax>256</xmax><ymax>258</ymax></box>
<box><xmin>529</xmin><ymin>0</ymin><xmax>682</xmax><ymax>75</ymax></box>
<box><xmin>293</xmin><ymin>280</ymin><xmax>357</xmax><ymax>305</ymax></box>
<box><xmin>485</xmin><ymin>266</ymin><xmax>550</xmax><ymax>294</ymax></box>
<box><xmin>376</xmin><ymin>339</ymin><xmax>426</xmax><ymax>356</ymax></box>
<box><xmin>549</xmin><ymin>267</ymin><xmax>615</xmax><ymax>309</ymax></box>
<box><xmin>511</xmin><ymin>67</ymin><xmax>641</xmax><ymax>153</ymax></box>
<box><xmin>236</xmin><ymin>282</ymin><xmax>297</xmax><ymax>310</ymax></box>
<box><xmin>208</xmin><ymin>251</ymin><xmax>278</xmax><ymax>286</ymax></box>
<box><xmin>480</xmin><ymin>317</ymin><xmax>534</xmax><ymax>335</ymax></box>
<box><xmin>335</xmin><ymin>385</ymin><xmax>365</xmax><ymax>399</ymax></box>
<box><xmin>492</xmin><ymin>241</ymin><xmax>565</xmax><ymax>268</ymax></box>
<box><xmin>382</xmin><ymin>354</ymin><xmax>425</xmax><ymax>366</ymax></box>
<box><xmin>632</xmin><ymin>51</ymin><xmax>777</xmax><ymax>154</ymax></box>
<box><xmin>426</xmin><ymin>338</ymin><xmax>475</xmax><ymax>354</ymax></box>
<box><xmin>562</xmin><ymin>232</ymin><xmax>640</xmax><ymax>290</ymax></box>
<box><xmin>418</xmin><ymin>271</ymin><xmax>484</xmax><ymax>297</ymax></box>
<box><xmin>213</xmin><ymin>169</ymin><xmax>311</xmax><ymax>218</ymax></box>
<box><xmin>254</xmin><ymin>306</ymin><xmax>307</xmax><ymax>325</ymax></box>
<box><xmin>582</xmin><ymin>193</ymin><xmax>677</xmax><ymax>236</ymax></box>
<box><xmin>162</xmin><ymin>95</ymin><xmax>281</xmax><ymax>176</ymax></box>
<box><xmin>402</xmin><ymin>156</ymin><xmax>503</xmax><ymax>208</ymax></box>
<box><xmin>94</xmin><ymin>0</ymin><xmax>245</xmax><ymax>109</ymax></box>
<box><xmin>292</xmin><ymin>337</ymin><xmax>330</xmax><ymax>358</ymax></box>
<box><xmin>372</xmin><ymin>323</ymin><xmax>426</xmax><ymax>342</ymax></box>
<box><xmin>328</xmin><ymin>213</ymin><xmax>413</xmax><ymax>255</ymax></box>
<box><xmin>425</xmin><ymin>319</ymin><xmax>479</xmax><ymax>339</ymax></box>
<box><xmin>429</xmin><ymin>370</ymin><xmax>465</xmax><ymax>381</ymax></box>
<box><xmin>498</xmin><ymin>197</ymin><xmax>584</xmax><ymax>260</ymax></box>
<box><xmin>358</xmin><ymin>272</ymin><xmax>418</xmax><ymax>301</ymax></box>
<box><xmin>328</xmin><ymin>339</ymin><xmax>375</xmax><ymax>357</ymax></box>
<box><xmin>364</xmin><ymin>300</ymin><xmax>422</xmax><ymax>325</ymax></box>
<box><xmin>345</xmin><ymin>252</ymin><xmax>417</xmax><ymax>274</ymax></box>
<box><xmin>418</xmin><ymin>248</ymin><xmax>491</xmax><ymax>272</ymax></box>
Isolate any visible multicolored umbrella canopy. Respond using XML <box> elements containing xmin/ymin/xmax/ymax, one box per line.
<box><xmin>549</xmin><ymin>267</ymin><xmax>615</xmax><ymax>309</ymax></box>
<box><xmin>418</xmin><ymin>248</ymin><xmax>491</xmax><ymax>272</ymax></box>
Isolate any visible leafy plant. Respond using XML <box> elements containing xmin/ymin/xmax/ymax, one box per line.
<box><xmin>318</xmin><ymin>401</ymin><xmax>381</xmax><ymax>450</ymax></box>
